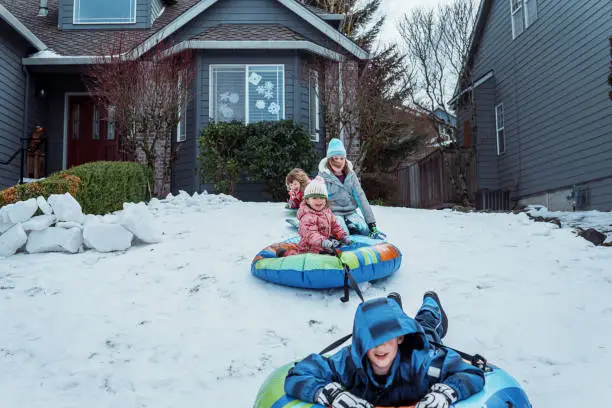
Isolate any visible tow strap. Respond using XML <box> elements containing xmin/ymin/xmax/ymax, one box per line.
<box><xmin>332</xmin><ymin>248</ymin><xmax>364</xmax><ymax>304</ymax></box>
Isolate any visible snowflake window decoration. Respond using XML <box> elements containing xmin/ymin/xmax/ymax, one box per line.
<box><xmin>264</xmin><ymin>90</ymin><xmax>274</xmax><ymax>100</ymax></box>
<box><xmin>219</xmin><ymin>92</ymin><xmax>230</xmax><ymax>102</ymax></box>
<box><xmin>267</xmin><ymin>102</ymin><xmax>280</xmax><ymax>115</ymax></box>
<box><xmin>264</xmin><ymin>81</ymin><xmax>274</xmax><ymax>92</ymax></box>
<box><xmin>256</xmin><ymin>85</ymin><xmax>266</xmax><ymax>95</ymax></box>
<box><xmin>255</xmin><ymin>100</ymin><xmax>266</xmax><ymax>110</ymax></box>
<box><xmin>229</xmin><ymin>93</ymin><xmax>240</xmax><ymax>104</ymax></box>
<box><xmin>248</xmin><ymin>72</ymin><xmax>262</xmax><ymax>86</ymax></box>
<box><xmin>219</xmin><ymin>104</ymin><xmax>234</xmax><ymax>119</ymax></box>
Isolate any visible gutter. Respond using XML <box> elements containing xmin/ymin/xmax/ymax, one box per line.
<box><xmin>0</xmin><ymin>4</ymin><xmax>47</xmax><ymax>51</ymax></box>
<box><xmin>448</xmin><ymin>70</ymin><xmax>494</xmax><ymax>106</ymax></box>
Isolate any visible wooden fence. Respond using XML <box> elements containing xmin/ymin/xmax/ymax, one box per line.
<box><xmin>396</xmin><ymin>147</ymin><xmax>477</xmax><ymax>208</ymax></box>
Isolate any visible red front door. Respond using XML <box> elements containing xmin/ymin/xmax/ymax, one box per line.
<box><xmin>67</xmin><ymin>96</ymin><xmax>120</xmax><ymax>168</ymax></box>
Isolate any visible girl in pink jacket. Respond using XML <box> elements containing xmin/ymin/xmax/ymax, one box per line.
<box><xmin>278</xmin><ymin>177</ymin><xmax>351</xmax><ymax>257</ymax></box>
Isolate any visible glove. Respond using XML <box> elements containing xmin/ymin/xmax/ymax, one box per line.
<box><xmin>415</xmin><ymin>383</ymin><xmax>458</xmax><ymax>408</ymax></box>
<box><xmin>315</xmin><ymin>382</ymin><xmax>373</xmax><ymax>408</ymax></box>
<box><xmin>342</xmin><ymin>237</ymin><xmax>352</xmax><ymax>245</ymax></box>
<box><xmin>368</xmin><ymin>223</ymin><xmax>387</xmax><ymax>240</ymax></box>
<box><xmin>322</xmin><ymin>239</ymin><xmax>335</xmax><ymax>248</ymax></box>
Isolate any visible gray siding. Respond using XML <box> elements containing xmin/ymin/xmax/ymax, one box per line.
<box><xmin>466</xmin><ymin>0</ymin><xmax>612</xmax><ymax>209</ymax></box>
<box><xmin>0</xmin><ymin>21</ymin><xmax>28</xmax><ymax>189</ymax></box>
<box><xmin>58</xmin><ymin>0</ymin><xmax>152</xmax><ymax>29</ymax></box>
<box><xmin>171</xmin><ymin>0</ymin><xmax>337</xmax><ymax>50</ymax></box>
<box><xmin>473</xmin><ymin>77</ymin><xmax>498</xmax><ymax>190</ymax></box>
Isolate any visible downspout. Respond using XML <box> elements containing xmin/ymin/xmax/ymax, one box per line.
<box><xmin>21</xmin><ymin>65</ymin><xmax>30</xmax><ymax>183</ymax></box>
<box><xmin>338</xmin><ymin>59</ymin><xmax>343</xmax><ymax>143</ymax></box>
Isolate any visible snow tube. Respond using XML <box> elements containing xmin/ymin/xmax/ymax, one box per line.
<box><xmin>251</xmin><ymin>235</ymin><xmax>401</xmax><ymax>289</ymax></box>
<box><xmin>254</xmin><ymin>361</ymin><xmax>531</xmax><ymax>408</ymax></box>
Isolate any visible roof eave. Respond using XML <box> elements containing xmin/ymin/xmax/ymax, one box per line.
<box><xmin>0</xmin><ymin>4</ymin><xmax>47</xmax><ymax>51</ymax></box>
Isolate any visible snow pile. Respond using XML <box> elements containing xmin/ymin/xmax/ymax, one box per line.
<box><xmin>526</xmin><ymin>205</ymin><xmax>612</xmax><ymax>244</ymax></box>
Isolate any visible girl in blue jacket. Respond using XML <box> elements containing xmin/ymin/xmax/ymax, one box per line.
<box><xmin>285</xmin><ymin>293</ymin><xmax>484</xmax><ymax>408</ymax></box>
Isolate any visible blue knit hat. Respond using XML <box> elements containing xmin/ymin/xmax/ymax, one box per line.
<box><xmin>326</xmin><ymin>138</ymin><xmax>347</xmax><ymax>158</ymax></box>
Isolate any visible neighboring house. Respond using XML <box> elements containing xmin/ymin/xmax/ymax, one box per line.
<box><xmin>0</xmin><ymin>0</ymin><xmax>368</xmax><ymax>200</ymax></box>
<box><xmin>452</xmin><ymin>0</ymin><xmax>612</xmax><ymax>211</ymax></box>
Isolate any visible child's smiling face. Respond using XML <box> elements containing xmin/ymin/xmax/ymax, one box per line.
<box><xmin>366</xmin><ymin>336</ymin><xmax>404</xmax><ymax>376</ymax></box>
<box><xmin>307</xmin><ymin>196</ymin><xmax>327</xmax><ymax>211</ymax></box>
<box><xmin>288</xmin><ymin>180</ymin><xmax>301</xmax><ymax>192</ymax></box>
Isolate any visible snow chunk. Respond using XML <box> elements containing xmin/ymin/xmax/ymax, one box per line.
<box><xmin>0</xmin><ymin>198</ymin><xmax>38</xmax><ymax>225</ymax></box>
<box><xmin>83</xmin><ymin>223</ymin><xmax>133</xmax><ymax>252</ymax></box>
<box><xmin>55</xmin><ymin>221</ymin><xmax>84</xmax><ymax>230</ymax></box>
<box><xmin>37</xmin><ymin>196</ymin><xmax>53</xmax><ymax>215</ymax></box>
<box><xmin>21</xmin><ymin>215</ymin><xmax>56</xmax><ymax>231</ymax></box>
<box><xmin>26</xmin><ymin>227</ymin><xmax>83</xmax><ymax>254</ymax></box>
<box><xmin>47</xmin><ymin>193</ymin><xmax>84</xmax><ymax>223</ymax></box>
<box><xmin>0</xmin><ymin>224</ymin><xmax>27</xmax><ymax>257</ymax></box>
<box><xmin>119</xmin><ymin>202</ymin><xmax>162</xmax><ymax>243</ymax></box>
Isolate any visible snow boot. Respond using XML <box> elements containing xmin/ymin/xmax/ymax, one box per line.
<box><xmin>387</xmin><ymin>292</ymin><xmax>403</xmax><ymax>310</ymax></box>
<box><xmin>275</xmin><ymin>247</ymin><xmax>287</xmax><ymax>257</ymax></box>
<box><xmin>423</xmin><ymin>291</ymin><xmax>448</xmax><ymax>338</ymax></box>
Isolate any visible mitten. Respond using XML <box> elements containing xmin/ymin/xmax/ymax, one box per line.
<box><xmin>368</xmin><ymin>224</ymin><xmax>387</xmax><ymax>240</ymax></box>
<box><xmin>415</xmin><ymin>383</ymin><xmax>458</xmax><ymax>408</ymax></box>
<box><xmin>342</xmin><ymin>237</ymin><xmax>352</xmax><ymax>245</ymax></box>
<box><xmin>315</xmin><ymin>382</ymin><xmax>373</xmax><ymax>408</ymax></box>
<box><xmin>322</xmin><ymin>239</ymin><xmax>335</xmax><ymax>248</ymax></box>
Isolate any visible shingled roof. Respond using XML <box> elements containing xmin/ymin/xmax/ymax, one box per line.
<box><xmin>192</xmin><ymin>24</ymin><xmax>304</xmax><ymax>41</ymax></box>
<box><xmin>1</xmin><ymin>0</ymin><xmax>201</xmax><ymax>56</ymax></box>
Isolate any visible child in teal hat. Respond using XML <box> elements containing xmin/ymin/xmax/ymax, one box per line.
<box><xmin>317</xmin><ymin>138</ymin><xmax>386</xmax><ymax>239</ymax></box>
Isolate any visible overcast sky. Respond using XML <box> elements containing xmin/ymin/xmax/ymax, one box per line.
<box><xmin>377</xmin><ymin>0</ymin><xmax>454</xmax><ymax>46</ymax></box>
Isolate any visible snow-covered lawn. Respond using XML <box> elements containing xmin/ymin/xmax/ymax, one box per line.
<box><xmin>1</xmin><ymin>193</ymin><xmax>611</xmax><ymax>407</ymax></box>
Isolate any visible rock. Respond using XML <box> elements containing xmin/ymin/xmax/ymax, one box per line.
<box><xmin>26</xmin><ymin>227</ymin><xmax>83</xmax><ymax>254</ymax></box>
<box><xmin>119</xmin><ymin>202</ymin><xmax>162</xmax><ymax>244</ymax></box>
<box><xmin>21</xmin><ymin>215</ymin><xmax>56</xmax><ymax>231</ymax></box>
<box><xmin>0</xmin><ymin>224</ymin><xmax>27</xmax><ymax>257</ymax></box>
<box><xmin>577</xmin><ymin>228</ymin><xmax>606</xmax><ymax>246</ymax></box>
<box><xmin>83</xmin><ymin>223</ymin><xmax>133</xmax><ymax>252</ymax></box>
<box><xmin>528</xmin><ymin>214</ymin><xmax>562</xmax><ymax>228</ymax></box>
<box><xmin>0</xmin><ymin>198</ymin><xmax>38</xmax><ymax>225</ymax></box>
<box><xmin>37</xmin><ymin>196</ymin><xmax>53</xmax><ymax>215</ymax></box>
<box><xmin>47</xmin><ymin>193</ymin><xmax>84</xmax><ymax>223</ymax></box>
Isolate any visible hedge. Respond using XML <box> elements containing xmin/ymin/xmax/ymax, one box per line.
<box><xmin>0</xmin><ymin>161</ymin><xmax>152</xmax><ymax>214</ymax></box>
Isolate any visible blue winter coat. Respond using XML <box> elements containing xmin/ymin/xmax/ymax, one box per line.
<box><xmin>285</xmin><ymin>298</ymin><xmax>484</xmax><ymax>406</ymax></box>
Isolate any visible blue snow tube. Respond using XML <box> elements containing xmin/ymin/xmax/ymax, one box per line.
<box><xmin>254</xmin><ymin>361</ymin><xmax>531</xmax><ymax>408</ymax></box>
<box><xmin>251</xmin><ymin>235</ymin><xmax>402</xmax><ymax>289</ymax></box>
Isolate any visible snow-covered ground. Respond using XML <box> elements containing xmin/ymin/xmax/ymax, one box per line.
<box><xmin>1</xmin><ymin>193</ymin><xmax>611</xmax><ymax>408</ymax></box>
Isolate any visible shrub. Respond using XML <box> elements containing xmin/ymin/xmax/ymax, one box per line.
<box><xmin>0</xmin><ymin>173</ymin><xmax>81</xmax><ymax>208</ymax></box>
<box><xmin>61</xmin><ymin>161</ymin><xmax>152</xmax><ymax>214</ymax></box>
<box><xmin>360</xmin><ymin>172</ymin><xmax>399</xmax><ymax>206</ymax></box>
<box><xmin>198</xmin><ymin>121</ymin><xmax>249</xmax><ymax>196</ymax></box>
<box><xmin>198</xmin><ymin>120</ymin><xmax>317</xmax><ymax>201</ymax></box>
<box><xmin>244</xmin><ymin>120</ymin><xmax>318</xmax><ymax>201</ymax></box>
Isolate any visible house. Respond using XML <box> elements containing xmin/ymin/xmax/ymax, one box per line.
<box><xmin>451</xmin><ymin>0</ymin><xmax>612</xmax><ymax>211</ymax></box>
<box><xmin>0</xmin><ymin>0</ymin><xmax>368</xmax><ymax>200</ymax></box>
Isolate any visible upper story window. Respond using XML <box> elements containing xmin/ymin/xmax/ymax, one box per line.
<box><xmin>511</xmin><ymin>0</ymin><xmax>538</xmax><ymax>39</ymax></box>
<box><xmin>74</xmin><ymin>0</ymin><xmax>137</xmax><ymax>24</ymax></box>
<box><xmin>495</xmin><ymin>103</ymin><xmax>505</xmax><ymax>155</ymax></box>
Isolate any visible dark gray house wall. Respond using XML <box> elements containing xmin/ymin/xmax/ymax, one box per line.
<box><xmin>171</xmin><ymin>0</ymin><xmax>338</xmax><ymax>51</ymax></box>
<box><xmin>0</xmin><ymin>20</ymin><xmax>28</xmax><ymax>188</ymax></box>
<box><xmin>465</xmin><ymin>0</ymin><xmax>612</xmax><ymax>209</ymax></box>
<box><xmin>473</xmin><ymin>77</ymin><xmax>498</xmax><ymax>190</ymax></box>
<box><xmin>58</xmin><ymin>0</ymin><xmax>152</xmax><ymax>30</ymax></box>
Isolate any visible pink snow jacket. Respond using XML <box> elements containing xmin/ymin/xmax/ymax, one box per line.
<box><xmin>295</xmin><ymin>202</ymin><xmax>347</xmax><ymax>254</ymax></box>
<box><xmin>287</xmin><ymin>190</ymin><xmax>304</xmax><ymax>209</ymax></box>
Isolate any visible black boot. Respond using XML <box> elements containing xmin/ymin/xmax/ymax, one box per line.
<box><xmin>423</xmin><ymin>291</ymin><xmax>448</xmax><ymax>338</ymax></box>
<box><xmin>387</xmin><ymin>292</ymin><xmax>403</xmax><ymax>310</ymax></box>
<box><xmin>275</xmin><ymin>248</ymin><xmax>287</xmax><ymax>257</ymax></box>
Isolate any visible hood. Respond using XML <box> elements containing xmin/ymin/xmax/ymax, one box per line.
<box><xmin>318</xmin><ymin>157</ymin><xmax>354</xmax><ymax>175</ymax></box>
<box><xmin>350</xmin><ymin>298</ymin><xmax>429</xmax><ymax>379</ymax></box>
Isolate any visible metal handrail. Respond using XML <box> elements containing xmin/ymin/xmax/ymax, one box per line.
<box><xmin>0</xmin><ymin>137</ymin><xmax>47</xmax><ymax>184</ymax></box>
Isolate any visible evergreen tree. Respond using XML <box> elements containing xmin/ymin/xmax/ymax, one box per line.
<box><xmin>305</xmin><ymin>0</ymin><xmax>384</xmax><ymax>52</ymax></box>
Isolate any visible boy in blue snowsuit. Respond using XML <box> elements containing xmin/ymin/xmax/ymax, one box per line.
<box><xmin>285</xmin><ymin>292</ymin><xmax>484</xmax><ymax>408</ymax></box>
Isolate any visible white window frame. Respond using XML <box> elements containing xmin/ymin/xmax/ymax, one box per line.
<box><xmin>73</xmin><ymin>0</ymin><xmax>137</xmax><ymax>25</ymax></box>
<box><xmin>308</xmin><ymin>69</ymin><xmax>320</xmax><ymax>142</ymax></box>
<box><xmin>495</xmin><ymin>103</ymin><xmax>505</xmax><ymax>155</ymax></box>
<box><xmin>510</xmin><ymin>0</ymin><xmax>538</xmax><ymax>39</ymax></box>
<box><xmin>208</xmin><ymin>64</ymin><xmax>285</xmax><ymax>124</ymax></box>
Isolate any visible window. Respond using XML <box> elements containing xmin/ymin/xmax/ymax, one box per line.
<box><xmin>495</xmin><ymin>104</ymin><xmax>505</xmax><ymax>155</ymax></box>
<box><xmin>92</xmin><ymin>104</ymin><xmax>100</xmax><ymax>140</ymax></box>
<box><xmin>74</xmin><ymin>0</ymin><xmax>137</xmax><ymax>24</ymax></box>
<box><xmin>107</xmin><ymin>106</ymin><xmax>116</xmax><ymax>140</ymax></box>
<box><xmin>71</xmin><ymin>104</ymin><xmax>80</xmax><ymax>140</ymax></box>
<box><xmin>308</xmin><ymin>70</ymin><xmax>320</xmax><ymax>142</ymax></box>
<box><xmin>210</xmin><ymin>65</ymin><xmax>284</xmax><ymax>124</ymax></box>
<box><xmin>510</xmin><ymin>0</ymin><xmax>538</xmax><ymax>39</ymax></box>
<box><xmin>177</xmin><ymin>99</ymin><xmax>187</xmax><ymax>143</ymax></box>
